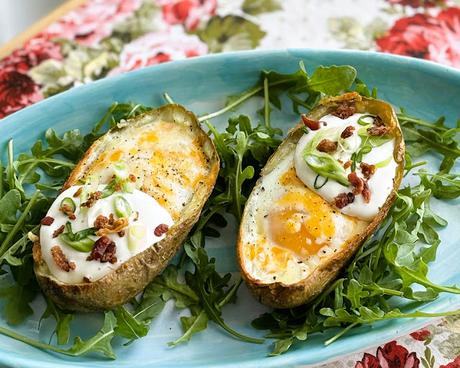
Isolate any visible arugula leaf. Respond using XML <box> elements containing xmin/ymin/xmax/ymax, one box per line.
<box><xmin>114</xmin><ymin>306</ymin><xmax>149</xmax><ymax>340</ymax></box>
<box><xmin>169</xmin><ymin>307</ymin><xmax>208</xmax><ymax>346</ymax></box>
<box><xmin>308</xmin><ymin>65</ymin><xmax>357</xmax><ymax>96</ymax></box>
<box><xmin>40</xmin><ymin>297</ymin><xmax>73</xmax><ymax>345</ymax></box>
<box><xmin>398</xmin><ymin>110</ymin><xmax>460</xmax><ymax>173</ymax></box>
<box><xmin>65</xmin><ymin>311</ymin><xmax>117</xmax><ymax>359</ymax></box>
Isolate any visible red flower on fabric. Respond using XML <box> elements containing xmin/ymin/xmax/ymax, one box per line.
<box><xmin>355</xmin><ymin>353</ymin><xmax>381</xmax><ymax>368</ymax></box>
<box><xmin>109</xmin><ymin>28</ymin><xmax>207</xmax><ymax>74</ymax></box>
<box><xmin>441</xmin><ymin>356</ymin><xmax>460</xmax><ymax>368</ymax></box>
<box><xmin>355</xmin><ymin>341</ymin><xmax>420</xmax><ymax>368</ymax></box>
<box><xmin>0</xmin><ymin>70</ymin><xmax>43</xmax><ymax>118</ymax></box>
<box><xmin>387</xmin><ymin>0</ymin><xmax>446</xmax><ymax>7</ymax></box>
<box><xmin>410</xmin><ymin>328</ymin><xmax>431</xmax><ymax>341</ymax></box>
<box><xmin>42</xmin><ymin>0</ymin><xmax>141</xmax><ymax>46</ymax></box>
<box><xmin>376</xmin><ymin>7</ymin><xmax>460</xmax><ymax>67</ymax></box>
<box><xmin>0</xmin><ymin>35</ymin><xmax>62</xmax><ymax>73</ymax></box>
<box><xmin>158</xmin><ymin>0</ymin><xmax>217</xmax><ymax>31</ymax></box>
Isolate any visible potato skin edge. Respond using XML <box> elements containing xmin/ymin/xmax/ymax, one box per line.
<box><xmin>33</xmin><ymin>104</ymin><xmax>219</xmax><ymax>312</ymax></box>
<box><xmin>237</xmin><ymin>93</ymin><xmax>405</xmax><ymax>309</ymax></box>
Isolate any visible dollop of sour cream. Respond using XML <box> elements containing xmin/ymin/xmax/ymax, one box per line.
<box><xmin>40</xmin><ymin>185</ymin><xmax>174</xmax><ymax>284</ymax></box>
<box><xmin>294</xmin><ymin>113</ymin><xmax>398</xmax><ymax>220</ymax></box>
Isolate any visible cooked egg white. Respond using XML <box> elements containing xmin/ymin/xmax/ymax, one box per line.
<box><xmin>295</xmin><ymin>113</ymin><xmax>397</xmax><ymax>220</ymax></box>
<box><xmin>40</xmin><ymin>185</ymin><xmax>174</xmax><ymax>284</ymax></box>
<box><xmin>241</xmin><ymin>155</ymin><xmax>368</xmax><ymax>285</ymax></box>
<box><xmin>240</xmin><ymin>112</ymin><xmax>400</xmax><ymax>285</ymax></box>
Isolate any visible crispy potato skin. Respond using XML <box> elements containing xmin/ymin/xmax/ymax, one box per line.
<box><xmin>33</xmin><ymin>104</ymin><xmax>219</xmax><ymax>312</ymax></box>
<box><xmin>237</xmin><ymin>93</ymin><xmax>405</xmax><ymax>309</ymax></box>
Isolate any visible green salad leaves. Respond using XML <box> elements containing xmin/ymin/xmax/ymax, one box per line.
<box><xmin>0</xmin><ymin>62</ymin><xmax>458</xmax><ymax>360</ymax></box>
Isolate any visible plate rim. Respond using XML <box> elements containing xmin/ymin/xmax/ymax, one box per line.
<box><xmin>0</xmin><ymin>48</ymin><xmax>459</xmax><ymax>368</ymax></box>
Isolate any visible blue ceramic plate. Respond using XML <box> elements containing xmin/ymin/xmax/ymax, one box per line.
<box><xmin>1</xmin><ymin>49</ymin><xmax>460</xmax><ymax>368</ymax></box>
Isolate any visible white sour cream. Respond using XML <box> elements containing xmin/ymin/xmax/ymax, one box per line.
<box><xmin>40</xmin><ymin>185</ymin><xmax>174</xmax><ymax>283</ymax></box>
<box><xmin>294</xmin><ymin>113</ymin><xmax>397</xmax><ymax>220</ymax></box>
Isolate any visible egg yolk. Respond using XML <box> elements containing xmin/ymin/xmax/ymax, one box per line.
<box><xmin>266</xmin><ymin>191</ymin><xmax>335</xmax><ymax>259</ymax></box>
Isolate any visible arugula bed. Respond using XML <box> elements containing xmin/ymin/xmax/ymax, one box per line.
<box><xmin>0</xmin><ymin>61</ymin><xmax>459</xmax><ymax>359</ymax></box>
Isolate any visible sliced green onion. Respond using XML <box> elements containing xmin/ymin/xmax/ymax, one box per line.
<box><xmin>128</xmin><ymin>224</ymin><xmax>146</xmax><ymax>251</ymax></box>
<box><xmin>59</xmin><ymin>222</ymin><xmax>96</xmax><ymax>252</ymax></box>
<box><xmin>113</xmin><ymin>161</ymin><xmax>128</xmax><ymax>180</ymax></box>
<box><xmin>113</xmin><ymin>195</ymin><xmax>132</xmax><ymax>218</ymax></box>
<box><xmin>313</xmin><ymin>175</ymin><xmax>329</xmax><ymax>189</ymax></box>
<box><xmin>60</xmin><ymin>197</ymin><xmax>76</xmax><ymax>212</ymax></box>
<box><xmin>357</xmin><ymin>114</ymin><xmax>375</xmax><ymax>126</ymax></box>
<box><xmin>59</xmin><ymin>234</ymin><xmax>94</xmax><ymax>252</ymax></box>
<box><xmin>375</xmin><ymin>156</ymin><xmax>393</xmax><ymax>168</ymax></box>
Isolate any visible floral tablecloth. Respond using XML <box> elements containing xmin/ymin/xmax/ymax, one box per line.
<box><xmin>1</xmin><ymin>0</ymin><xmax>460</xmax><ymax>366</ymax></box>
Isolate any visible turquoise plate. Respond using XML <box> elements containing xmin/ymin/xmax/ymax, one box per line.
<box><xmin>1</xmin><ymin>49</ymin><xmax>460</xmax><ymax>368</ymax></box>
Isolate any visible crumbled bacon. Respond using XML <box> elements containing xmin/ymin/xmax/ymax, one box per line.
<box><xmin>87</xmin><ymin>236</ymin><xmax>117</xmax><ymax>264</ymax></box>
<box><xmin>348</xmin><ymin>171</ymin><xmax>372</xmax><ymax>202</ymax></box>
<box><xmin>129</xmin><ymin>174</ymin><xmax>137</xmax><ymax>182</ymax></box>
<box><xmin>348</xmin><ymin>171</ymin><xmax>365</xmax><ymax>195</ymax></box>
<box><xmin>73</xmin><ymin>187</ymin><xmax>83</xmax><ymax>198</ymax></box>
<box><xmin>362</xmin><ymin>181</ymin><xmax>371</xmax><ymax>203</ymax></box>
<box><xmin>60</xmin><ymin>204</ymin><xmax>76</xmax><ymax>220</ymax></box>
<box><xmin>51</xmin><ymin>246</ymin><xmax>76</xmax><ymax>272</ymax></box>
<box><xmin>316</xmin><ymin>139</ymin><xmax>338</xmax><ymax>153</ymax></box>
<box><xmin>83</xmin><ymin>276</ymin><xmax>91</xmax><ymax>283</ymax></box>
<box><xmin>301</xmin><ymin>115</ymin><xmax>320</xmax><ymax>130</ymax></box>
<box><xmin>40</xmin><ymin>216</ymin><xmax>54</xmax><ymax>226</ymax></box>
<box><xmin>341</xmin><ymin>125</ymin><xmax>355</xmax><ymax>139</ymax></box>
<box><xmin>343</xmin><ymin>160</ymin><xmax>352</xmax><ymax>169</ymax></box>
<box><xmin>95</xmin><ymin>214</ymin><xmax>128</xmax><ymax>236</ymax></box>
<box><xmin>118</xmin><ymin>230</ymin><xmax>125</xmax><ymax>237</ymax></box>
<box><xmin>360</xmin><ymin>162</ymin><xmax>376</xmax><ymax>179</ymax></box>
<box><xmin>334</xmin><ymin>192</ymin><xmax>355</xmax><ymax>209</ymax></box>
<box><xmin>81</xmin><ymin>191</ymin><xmax>102</xmax><ymax>208</ymax></box>
<box><xmin>154</xmin><ymin>223</ymin><xmax>169</xmax><ymax>237</ymax></box>
<box><xmin>367</xmin><ymin>125</ymin><xmax>390</xmax><ymax>136</ymax></box>
<box><xmin>94</xmin><ymin>215</ymin><xmax>109</xmax><ymax>230</ymax></box>
<box><xmin>333</xmin><ymin>103</ymin><xmax>356</xmax><ymax>119</ymax></box>
<box><xmin>52</xmin><ymin>225</ymin><xmax>65</xmax><ymax>238</ymax></box>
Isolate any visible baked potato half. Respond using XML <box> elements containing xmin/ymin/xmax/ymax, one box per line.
<box><xmin>237</xmin><ymin>92</ymin><xmax>404</xmax><ymax>309</ymax></box>
<box><xmin>33</xmin><ymin>104</ymin><xmax>219</xmax><ymax>312</ymax></box>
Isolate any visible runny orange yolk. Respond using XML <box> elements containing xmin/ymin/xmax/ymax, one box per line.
<box><xmin>266</xmin><ymin>191</ymin><xmax>335</xmax><ymax>259</ymax></box>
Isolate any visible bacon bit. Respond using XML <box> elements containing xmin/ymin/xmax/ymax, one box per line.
<box><xmin>52</xmin><ymin>225</ymin><xmax>65</xmax><ymax>238</ymax></box>
<box><xmin>360</xmin><ymin>162</ymin><xmax>376</xmax><ymax>179</ymax></box>
<box><xmin>362</xmin><ymin>181</ymin><xmax>371</xmax><ymax>203</ymax></box>
<box><xmin>81</xmin><ymin>191</ymin><xmax>102</xmax><ymax>208</ymax></box>
<box><xmin>348</xmin><ymin>171</ymin><xmax>365</xmax><ymax>195</ymax></box>
<box><xmin>95</xmin><ymin>214</ymin><xmax>128</xmax><ymax>236</ymax></box>
<box><xmin>373</xmin><ymin>115</ymin><xmax>384</xmax><ymax>126</ymax></box>
<box><xmin>334</xmin><ymin>192</ymin><xmax>355</xmax><ymax>209</ymax></box>
<box><xmin>59</xmin><ymin>204</ymin><xmax>76</xmax><ymax>220</ymax></box>
<box><xmin>316</xmin><ymin>139</ymin><xmax>338</xmax><ymax>153</ymax></box>
<box><xmin>367</xmin><ymin>125</ymin><xmax>390</xmax><ymax>136</ymax></box>
<box><xmin>129</xmin><ymin>174</ymin><xmax>136</xmax><ymax>182</ymax></box>
<box><xmin>154</xmin><ymin>223</ymin><xmax>169</xmax><ymax>237</ymax></box>
<box><xmin>83</xmin><ymin>276</ymin><xmax>91</xmax><ymax>283</ymax></box>
<box><xmin>87</xmin><ymin>236</ymin><xmax>117</xmax><ymax>264</ymax></box>
<box><xmin>118</xmin><ymin>230</ymin><xmax>125</xmax><ymax>237</ymax></box>
<box><xmin>94</xmin><ymin>215</ymin><xmax>109</xmax><ymax>230</ymax></box>
<box><xmin>51</xmin><ymin>246</ymin><xmax>76</xmax><ymax>272</ymax></box>
<box><xmin>73</xmin><ymin>187</ymin><xmax>83</xmax><ymax>198</ymax></box>
<box><xmin>343</xmin><ymin>160</ymin><xmax>352</xmax><ymax>169</ymax></box>
<box><xmin>40</xmin><ymin>216</ymin><xmax>54</xmax><ymax>226</ymax></box>
<box><xmin>333</xmin><ymin>103</ymin><xmax>356</xmax><ymax>119</ymax></box>
<box><xmin>301</xmin><ymin>115</ymin><xmax>320</xmax><ymax>130</ymax></box>
<box><xmin>133</xmin><ymin>211</ymin><xmax>139</xmax><ymax>222</ymax></box>
<box><xmin>341</xmin><ymin>125</ymin><xmax>355</xmax><ymax>139</ymax></box>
